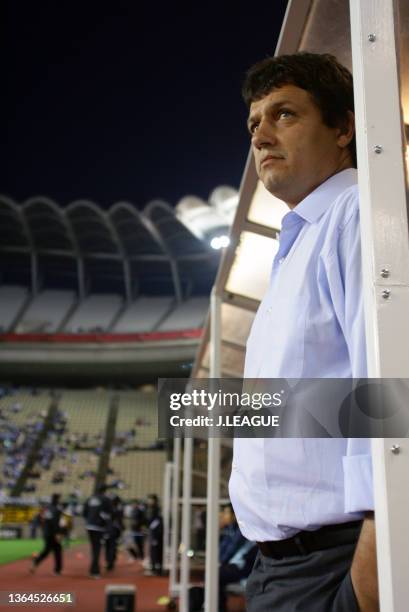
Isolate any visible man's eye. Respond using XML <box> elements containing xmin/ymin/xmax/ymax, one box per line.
<box><xmin>249</xmin><ymin>123</ymin><xmax>259</xmax><ymax>135</ymax></box>
<box><xmin>278</xmin><ymin>109</ymin><xmax>293</xmax><ymax>119</ymax></box>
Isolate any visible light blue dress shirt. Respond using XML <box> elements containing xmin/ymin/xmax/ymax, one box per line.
<box><xmin>229</xmin><ymin>169</ymin><xmax>374</xmax><ymax>542</ymax></box>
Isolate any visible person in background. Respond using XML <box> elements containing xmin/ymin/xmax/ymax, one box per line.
<box><xmin>145</xmin><ymin>493</ymin><xmax>160</xmax><ymax>522</ymax></box>
<box><xmin>105</xmin><ymin>495</ymin><xmax>124</xmax><ymax>571</ymax></box>
<box><xmin>29</xmin><ymin>511</ymin><xmax>41</xmax><ymax>539</ymax></box>
<box><xmin>60</xmin><ymin>503</ymin><xmax>74</xmax><ymax>547</ymax></box>
<box><xmin>83</xmin><ymin>484</ymin><xmax>113</xmax><ymax>578</ymax></box>
<box><xmin>188</xmin><ymin>503</ymin><xmax>256</xmax><ymax>612</ymax></box>
<box><xmin>129</xmin><ymin>499</ymin><xmax>146</xmax><ymax>560</ymax></box>
<box><xmin>194</xmin><ymin>505</ymin><xmax>206</xmax><ymax>551</ymax></box>
<box><xmin>146</xmin><ymin>494</ymin><xmax>163</xmax><ymax>575</ymax></box>
<box><xmin>219</xmin><ymin>504</ymin><xmax>246</xmax><ymax>565</ymax></box>
<box><xmin>30</xmin><ymin>493</ymin><xmax>64</xmax><ymax>575</ymax></box>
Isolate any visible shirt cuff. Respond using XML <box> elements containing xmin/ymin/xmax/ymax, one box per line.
<box><xmin>343</xmin><ymin>453</ymin><xmax>374</xmax><ymax>513</ymax></box>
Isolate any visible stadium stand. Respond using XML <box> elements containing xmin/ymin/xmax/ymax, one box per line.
<box><xmin>58</xmin><ymin>390</ymin><xmax>110</xmax><ymax>443</ymax></box>
<box><xmin>0</xmin><ymin>389</ymin><xmax>52</xmax><ymax>496</ymax></box>
<box><xmin>32</xmin><ymin>450</ymin><xmax>98</xmax><ymax>500</ymax></box>
<box><xmin>16</xmin><ymin>290</ymin><xmax>77</xmax><ymax>333</ymax></box>
<box><xmin>108</xmin><ymin>451</ymin><xmax>166</xmax><ymax>500</ymax></box>
<box><xmin>1</xmin><ymin>387</ymin><xmax>163</xmax><ymax>501</ymax></box>
<box><xmin>0</xmin><ymin>389</ymin><xmax>50</xmax><ymax>426</ymax></box>
<box><xmin>158</xmin><ymin>296</ymin><xmax>209</xmax><ymax>331</ymax></box>
<box><xmin>7</xmin><ymin>390</ymin><xmax>111</xmax><ymax>500</ymax></box>
<box><xmin>0</xmin><ymin>286</ymin><xmax>29</xmax><ymax>332</ymax></box>
<box><xmin>64</xmin><ymin>294</ymin><xmax>123</xmax><ymax>333</ymax></box>
<box><xmin>114</xmin><ymin>391</ymin><xmax>157</xmax><ymax>449</ymax></box>
<box><xmin>113</xmin><ymin>296</ymin><xmax>175</xmax><ymax>332</ymax></box>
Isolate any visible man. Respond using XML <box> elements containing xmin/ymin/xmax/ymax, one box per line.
<box><xmin>188</xmin><ymin>503</ymin><xmax>256</xmax><ymax>612</ymax></box>
<box><xmin>104</xmin><ymin>494</ymin><xmax>124</xmax><ymax>571</ymax></box>
<box><xmin>31</xmin><ymin>493</ymin><xmax>64</xmax><ymax>575</ymax></box>
<box><xmin>146</xmin><ymin>494</ymin><xmax>163</xmax><ymax>575</ymax></box>
<box><xmin>228</xmin><ymin>53</ymin><xmax>378</xmax><ymax>611</ymax></box>
<box><xmin>83</xmin><ymin>484</ymin><xmax>113</xmax><ymax>578</ymax></box>
<box><xmin>128</xmin><ymin>499</ymin><xmax>146</xmax><ymax>560</ymax></box>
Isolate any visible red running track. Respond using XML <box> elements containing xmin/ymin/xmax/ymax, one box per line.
<box><xmin>0</xmin><ymin>544</ymin><xmax>245</xmax><ymax>611</ymax></box>
<box><xmin>0</xmin><ymin>544</ymin><xmax>168</xmax><ymax>612</ymax></box>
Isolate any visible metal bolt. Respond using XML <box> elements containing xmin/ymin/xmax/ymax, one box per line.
<box><xmin>368</xmin><ymin>33</ymin><xmax>376</xmax><ymax>42</ymax></box>
<box><xmin>382</xmin><ymin>289</ymin><xmax>391</xmax><ymax>299</ymax></box>
<box><xmin>374</xmin><ymin>145</ymin><xmax>383</xmax><ymax>154</ymax></box>
<box><xmin>390</xmin><ymin>444</ymin><xmax>400</xmax><ymax>454</ymax></box>
<box><xmin>380</xmin><ymin>268</ymin><xmax>390</xmax><ymax>278</ymax></box>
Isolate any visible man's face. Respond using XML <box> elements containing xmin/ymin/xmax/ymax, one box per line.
<box><xmin>248</xmin><ymin>84</ymin><xmax>353</xmax><ymax>207</ymax></box>
<box><xmin>219</xmin><ymin>506</ymin><xmax>235</xmax><ymax>527</ymax></box>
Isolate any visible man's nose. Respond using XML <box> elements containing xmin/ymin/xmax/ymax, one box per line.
<box><xmin>252</xmin><ymin>119</ymin><xmax>277</xmax><ymax>150</ymax></box>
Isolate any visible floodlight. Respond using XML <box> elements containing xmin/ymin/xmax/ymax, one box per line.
<box><xmin>210</xmin><ymin>235</ymin><xmax>230</xmax><ymax>250</ymax></box>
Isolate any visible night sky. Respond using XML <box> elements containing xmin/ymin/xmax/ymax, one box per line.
<box><xmin>4</xmin><ymin>1</ymin><xmax>288</xmax><ymax>209</ymax></box>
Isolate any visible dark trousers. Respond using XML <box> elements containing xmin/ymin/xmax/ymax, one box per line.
<box><xmin>87</xmin><ymin>529</ymin><xmax>103</xmax><ymax>575</ymax></box>
<box><xmin>105</xmin><ymin>535</ymin><xmax>118</xmax><ymax>569</ymax></box>
<box><xmin>35</xmin><ymin>536</ymin><xmax>62</xmax><ymax>573</ymax></box>
<box><xmin>133</xmin><ymin>534</ymin><xmax>144</xmax><ymax>558</ymax></box>
<box><xmin>150</xmin><ymin>542</ymin><xmax>163</xmax><ymax>574</ymax></box>
<box><xmin>246</xmin><ymin>523</ymin><xmax>362</xmax><ymax>611</ymax></box>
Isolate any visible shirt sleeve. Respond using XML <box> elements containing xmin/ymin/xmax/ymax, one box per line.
<box><xmin>326</xmin><ymin>199</ymin><xmax>374</xmax><ymax>513</ymax></box>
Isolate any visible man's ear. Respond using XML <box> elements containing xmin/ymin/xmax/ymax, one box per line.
<box><xmin>337</xmin><ymin>111</ymin><xmax>355</xmax><ymax>148</ymax></box>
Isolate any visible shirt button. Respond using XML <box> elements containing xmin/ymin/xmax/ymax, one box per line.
<box><xmin>232</xmin><ymin>463</ymin><xmax>238</xmax><ymax>469</ymax></box>
<box><xmin>238</xmin><ymin>520</ymin><xmax>245</xmax><ymax>527</ymax></box>
<box><xmin>279</xmin><ymin>257</ymin><xmax>285</xmax><ymax>264</ymax></box>
<box><xmin>267</xmin><ymin>307</ymin><xmax>273</xmax><ymax>314</ymax></box>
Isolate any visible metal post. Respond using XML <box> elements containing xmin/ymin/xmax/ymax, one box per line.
<box><xmin>162</xmin><ymin>461</ymin><xmax>173</xmax><ymax>570</ymax></box>
<box><xmin>123</xmin><ymin>258</ymin><xmax>132</xmax><ymax>304</ymax></box>
<box><xmin>169</xmin><ymin>437</ymin><xmax>181</xmax><ymax>596</ymax></box>
<box><xmin>170</xmin><ymin>259</ymin><xmax>183</xmax><ymax>303</ymax></box>
<box><xmin>204</xmin><ymin>288</ymin><xmax>222</xmax><ymax>612</ymax></box>
<box><xmin>31</xmin><ymin>253</ymin><xmax>38</xmax><ymax>296</ymax></box>
<box><xmin>180</xmin><ymin>437</ymin><xmax>193</xmax><ymax>611</ymax></box>
<box><xmin>77</xmin><ymin>257</ymin><xmax>85</xmax><ymax>300</ymax></box>
<box><xmin>350</xmin><ymin>1</ymin><xmax>409</xmax><ymax>609</ymax></box>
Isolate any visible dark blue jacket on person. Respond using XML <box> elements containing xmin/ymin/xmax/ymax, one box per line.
<box><xmin>219</xmin><ymin>524</ymin><xmax>247</xmax><ymax>564</ymax></box>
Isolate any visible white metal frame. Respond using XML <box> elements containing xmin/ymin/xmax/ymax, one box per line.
<box><xmin>180</xmin><ymin>437</ymin><xmax>193</xmax><ymax>610</ymax></box>
<box><xmin>204</xmin><ymin>288</ymin><xmax>222</xmax><ymax>612</ymax></box>
<box><xmin>350</xmin><ymin>0</ymin><xmax>409</xmax><ymax>609</ymax></box>
<box><xmin>162</xmin><ymin>461</ymin><xmax>173</xmax><ymax>570</ymax></box>
<box><xmin>169</xmin><ymin>436</ymin><xmax>181</xmax><ymax>596</ymax></box>
<box><xmin>175</xmin><ymin>288</ymin><xmax>223</xmax><ymax>610</ymax></box>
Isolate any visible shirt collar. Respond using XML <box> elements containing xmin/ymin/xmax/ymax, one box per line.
<box><xmin>292</xmin><ymin>168</ymin><xmax>358</xmax><ymax>224</ymax></box>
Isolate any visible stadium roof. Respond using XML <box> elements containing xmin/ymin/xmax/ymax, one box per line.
<box><xmin>0</xmin><ymin>195</ymin><xmax>226</xmax><ymax>300</ymax></box>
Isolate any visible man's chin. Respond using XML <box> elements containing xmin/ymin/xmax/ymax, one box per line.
<box><xmin>261</xmin><ymin>174</ymin><xmax>288</xmax><ymax>201</ymax></box>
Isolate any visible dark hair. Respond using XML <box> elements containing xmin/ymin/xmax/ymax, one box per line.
<box><xmin>147</xmin><ymin>493</ymin><xmax>159</xmax><ymax>506</ymax></box>
<box><xmin>242</xmin><ymin>52</ymin><xmax>356</xmax><ymax>167</ymax></box>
